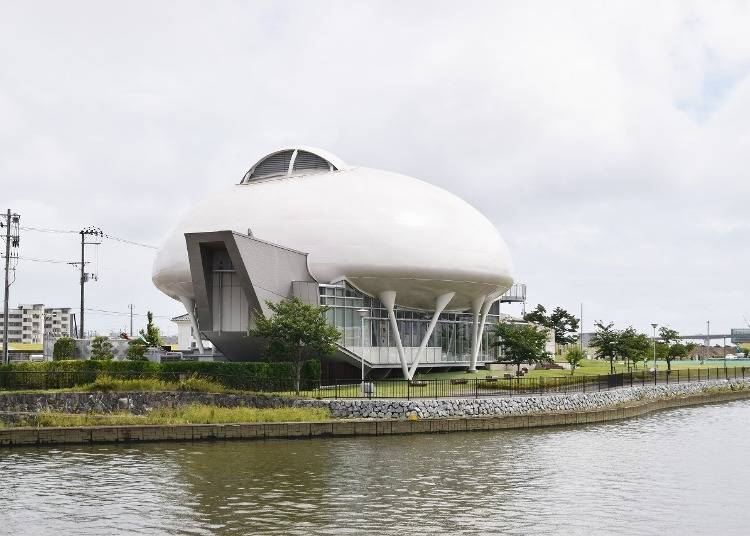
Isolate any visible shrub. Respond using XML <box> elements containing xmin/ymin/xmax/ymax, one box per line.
<box><xmin>90</xmin><ymin>336</ymin><xmax>114</xmax><ymax>360</ymax></box>
<box><xmin>126</xmin><ymin>339</ymin><xmax>147</xmax><ymax>360</ymax></box>
<box><xmin>53</xmin><ymin>337</ymin><xmax>77</xmax><ymax>360</ymax></box>
<box><xmin>0</xmin><ymin>359</ymin><xmax>321</xmax><ymax>392</ymax></box>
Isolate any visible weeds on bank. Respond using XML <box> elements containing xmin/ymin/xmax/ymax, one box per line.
<box><xmin>17</xmin><ymin>404</ymin><xmax>331</xmax><ymax>427</ymax></box>
<box><xmin>76</xmin><ymin>375</ymin><xmax>230</xmax><ymax>394</ymax></box>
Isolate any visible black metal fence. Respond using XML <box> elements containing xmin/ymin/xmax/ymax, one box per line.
<box><xmin>0</xmin><ymin>366</ymin><xmax>746</xmax><ymax>399</ymax></box>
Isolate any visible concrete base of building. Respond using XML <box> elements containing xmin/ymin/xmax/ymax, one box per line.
<box><xmin>2</xmin><ymin>388</ymin><xmax>749</xmax><ymax>447</ymax></box>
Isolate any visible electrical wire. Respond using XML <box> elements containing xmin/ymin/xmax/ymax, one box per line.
<box><xmin>84</xmin><ymin>307</ymin><xmax>174</xmax><ymax>319</ymax></box>
<box><xmin>1</xmin><ymin>255</ymin><xmax>72</xmax><ymax>264</ymax></box>
<box><xmin>19</xmin><ymin>226</ymin><xmax>77</xmax><ymax>234</ymax></box>
<box><xmin>102</xmin><ymin>233</ymin><xmax>158</xmax><ymax>249</ymax></box>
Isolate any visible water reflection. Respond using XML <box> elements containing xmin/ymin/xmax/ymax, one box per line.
<box><xmin>2</xmin><ymin>401</ymin><xmax>750</xmax><ymax>535</ymax></box>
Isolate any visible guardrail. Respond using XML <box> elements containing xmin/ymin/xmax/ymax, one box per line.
<box><xmin>0</xmin><ymin>367</ymin><xmax>746</xmax><ymax>399</ymax></box>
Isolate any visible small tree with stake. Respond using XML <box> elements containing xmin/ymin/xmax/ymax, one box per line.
<box><xmin>565</xmin><ymin>346</ymin><xmax>585</xmax><ymax>375</ymax></box>
<box><xmin>492</xmin><ymin>322</ymin><xmax>550</xmax><ymax>373</ymax></box>
<box><xmin>250</xmin><ymin>298</ymin><xmax>341</xmax><ymax>394</ymax></box>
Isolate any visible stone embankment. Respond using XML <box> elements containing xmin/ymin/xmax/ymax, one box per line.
<box><xmin>326</xmin><ymin>379</ymin><xmax>750</xmax><ymax>419</ymax></box>
<box><xmin>0</xmin><ymin>391</ymin><xmax>327</xmax><ymax>416</ymax></box>
<box><xmin>0</xmin><ymin>379</ymin><xmax>748</xmax><ymax>422</ymax></box>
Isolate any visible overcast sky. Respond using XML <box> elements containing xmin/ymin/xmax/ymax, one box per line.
<box><xmin>2</xmin><ymin>1</ymin><xmax>749</xmax><ymax>338</ymax></box>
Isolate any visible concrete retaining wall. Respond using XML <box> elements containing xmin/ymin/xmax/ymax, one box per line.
<box><xmin>2</xmin><ymin>386</ymin><xmax>750</xmax><ymax>447</ymax></box>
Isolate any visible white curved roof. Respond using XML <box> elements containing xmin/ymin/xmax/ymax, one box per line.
<box><xmin>154</xmin><ymin>148</ymin><xmax>514</xmax><ymax>311</ymax></box>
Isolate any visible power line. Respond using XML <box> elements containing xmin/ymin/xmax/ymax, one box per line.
<box><xmin>19</xmin><ymin>226</ymin><xmax>77</xmax><ymax>234</ymax></box>
<box><xmin>2</xmin><ymin>255</ymin><xmax>72</xmax><ymax>264</ymax></box>
<box><xmin>22</xmin><ymin>225</ymin><xmax>157</xmax><ymax>249</ymax></box>
<box><xmin>101</xmin><ymin>233</ymin><xmax>158</xmax><ymax>250</ymax></box>
<box><xmin>84</xmin><ymin>307</ymin><xmax>174</xmax><ymax>319</ymax></box>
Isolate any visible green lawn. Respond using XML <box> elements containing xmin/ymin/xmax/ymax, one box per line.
<box><xmin>414</xmin><ymin>359</ymin><xmax>746</xmax><ymax>381</ymax></box>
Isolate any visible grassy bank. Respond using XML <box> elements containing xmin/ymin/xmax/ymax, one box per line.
<box><xmin>415</xmin><ymin>359</ymin><xmax>744</xmax><ymax>380</ymax></box>
<box><xmin>10</xmin><ymin>404</ymin><xmax>331</xmax><ymax>428</ymax></box>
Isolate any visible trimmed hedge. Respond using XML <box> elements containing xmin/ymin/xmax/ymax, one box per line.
<box><xmin>0</xmin><ymin>360</ymin><xmax>322</xmax><ymax>391</ymax></box>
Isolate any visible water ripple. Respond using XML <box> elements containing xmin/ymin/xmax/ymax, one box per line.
<box><xmin>2</xmin><ymin>401</ymin><xmax>750</xmax><ymax>535</ymax></box>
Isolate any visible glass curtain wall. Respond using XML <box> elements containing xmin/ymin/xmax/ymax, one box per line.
<box><xmin>319</xmin><ymin>282</ymin><xmax>501</xmax><ymax>364</ymax></box>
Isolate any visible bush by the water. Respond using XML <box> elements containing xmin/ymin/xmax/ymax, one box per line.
<box><xmin>0</xmin><ymin>359</ymin><xmax>322</xmax><ymax>392</ymax></box>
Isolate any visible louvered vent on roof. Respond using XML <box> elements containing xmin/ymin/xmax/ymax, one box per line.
<box><xmin>248</xmin><ymin>150</ymin><xmax>293</xmax><ymax>179</ymax></box>
<box><xmin>293</xmin><ymin>150</ymin><xmax>334</xmax><ymax>173</ymax></box>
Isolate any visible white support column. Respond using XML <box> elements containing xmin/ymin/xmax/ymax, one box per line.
<box><xmin>468</xmin><ymin>295</ymin><xmax>484</xmax><ymax>372</ymax></box>
<box><xmin>379</xmin><ymin>290</ymin><xmax>410</xmax><ymax>379</ymax></box>
<box><xmin>407</xmin><ymin>292</ymin><xmax>455</xmax><ymax>380</ymax></box>
<box><xmin>472</xmin><ymin>296</ymin><xmax>494</xmax><ymax>368</ymax></box>
<box><xmin>179</xmin><ymin>296</ymin><xmax>205</xmax><ymax>353</ymax></box>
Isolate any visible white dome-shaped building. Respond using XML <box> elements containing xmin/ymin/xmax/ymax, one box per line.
<box><xmin>153</xmin><ymin>147</ymin><xmax>518</xmax><ymax>379</ymax></box>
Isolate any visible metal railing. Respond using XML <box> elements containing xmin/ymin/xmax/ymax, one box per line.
<box><xmin>0</xmin><ymin>366</ymin><xmax>746</xmax><ymax>399</ymax></box>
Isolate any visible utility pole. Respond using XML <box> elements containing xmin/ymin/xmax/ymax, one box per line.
<box><xmin>129</xmin><ymin>304</ymin><xmax>134</xmax><ymax>336</ymax></box>
<box><xmin>2</xmin><ymin>210</ymin><xmax>20</xmax><ymax>366</ymax></box>
<box><xmin>70</xmin><ymin>227</ymin><xmax>102</xmax><ymax>339</ymax></box>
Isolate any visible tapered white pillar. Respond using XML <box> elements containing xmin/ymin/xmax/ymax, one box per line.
<box><xmin>179</xmin><ymin>296</ymin><xmax>205</xmax><ymax>353</ymax></box>
<box><xmin>407</xmin><ymin>292</ymin><xmax>455</xmax><ymax>379</ymax></box>
<box><xmin>379</xmin><ymin>290</ymin><xmax>410</xmax><ymax>379</ymax></box>
<box><xmin>471</xmin><ymin>295</ymin><xmax>495</xmax><ymax>369</ymax></box>
<box><xmin>468</xmin><ymin>295</ymin><xmax>484</xmax><ymax>372</ymax></box>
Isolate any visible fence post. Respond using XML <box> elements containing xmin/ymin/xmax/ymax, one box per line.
<box><xmin>407</xmin><ymin>379</ymin><xmax>410</xmax><ymax>401</ymax></box>
<box><xmin>434</xmin><ymin>380</ymin><xmax>438</xmax><ymax>399</ymax></box>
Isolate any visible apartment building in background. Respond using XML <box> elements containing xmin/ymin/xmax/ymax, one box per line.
<box><xmin>0</xmin><ymin>304</ymin><xmax>74</xmax><ymax>344</ymax></box>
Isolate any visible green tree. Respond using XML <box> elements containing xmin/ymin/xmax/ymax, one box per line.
<box><xmin>616</xmin><ymin>327</ymin><xmax>651</xmax><ymax>371</ymax></box>
<box><xmin>249</xmin><ymin>297</ymin><xmax>341</xmax><ymax>393</ymax></box>
<box><xmin>590</xmin><ymin>321</ymin><xmax>619</xmax><ymax>374</ymax></box>
<box><xmin>90</xmin><ymin>336</ymin><xmax>114</xmax><ymax>360</ymax></box>
<box><xmin>549</xmin><ymin>307</ymin><xmax>580</xmax><ymax>347</ymax></box>
<box><xmin>523</xmin><ymin>305</ymin><xmax>579</xmax><ymax>351</ymax></box>
<box><xmin>523</xmin><ymin>304</ymin><xmax>548</xmax><ymax>326</ymax></box>
<box><xmin>659</xmin><ymin>326</ymin><xmax>682</xmax><ymax>372</ymax></box>
<box><xmin>564</xmin><ymin>346</ymin><xmax>585</xmax><ymax>375</ymax></box>
<box><xmin>126</xmin><ymin>339</ymin><xmax>148</xmax><ymax>360</ymax></box>
<box><xmin>139</xmin><ymin>311</ymin><xmax>162</xmax><ymax>347</ymax></box>
<box><xmin>667</xmin><ymin>342</ymin><xmax>688</xmax><ymax>371</ymax></box>
<box><xmin>492</xmin><ymin>322</ymin><xmax>550</xmax><ymax>373</ymax></box>
<box><xmin>52</xmin><ymin>336</ymin><xmax>77</xmax><ymax>360</ymax></box>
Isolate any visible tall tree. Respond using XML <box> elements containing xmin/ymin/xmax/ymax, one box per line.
<box><xmin>549</xmin><ymin>307</ymin><xmax>580</xmax><ymax>346</ymax></box>
<box><xmin>616</xmin><ymin>327</ymin><xmax>650</xmax><ymax>371</ymax></box>
<box><xmin>590</xmin><ymin>321</ymin><xmax>619</xmax><ymax>374</ymax></box>
<box><xmin>139</xmin><ymin>311</ymin><xmax>162</xmax><ymax>347</ymax></box>
<box><xmin>523</xmin><ymin>305</ymin><xmax>580</xmax><ymax>351</ymax></box>
<box><xmin>250</xmin><ymin>297</ymin><xmax>341</xmax><ymax>393</ymax></box>
<box><xmin>492</xmin><ymin>322</ymin><xmax>550</xmax><ymax>373</ymax></box>
<box><xmin>523</xmin><ymin>304</ymin><xmax>548</xmax><ymax>326</ymax></box>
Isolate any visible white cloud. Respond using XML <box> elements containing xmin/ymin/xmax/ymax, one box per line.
<box><xmin>1</xmin><ymin>0</ymin><xmax>748</xmax><ymax>337</ymax></box>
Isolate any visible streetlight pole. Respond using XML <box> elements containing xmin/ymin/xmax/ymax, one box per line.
<box><xmin>357</xmin><ymin>308</ymin><xmax>368</xmax><ymax>395</ymax></box>
<box><xmin>651</xmin><ymin>323</ymin><xmax>658</xmax><ymax>373</ymax></box>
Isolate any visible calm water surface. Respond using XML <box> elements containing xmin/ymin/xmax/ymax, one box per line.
<box><xmin>2</xmin><ymin>401</ymin><xmax>750</xmax><ymax>535</ymax></box>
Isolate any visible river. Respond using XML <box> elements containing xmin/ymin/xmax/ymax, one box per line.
<box><xmin>2</xmin><ymin>400</ymin><xmax>750</xmax><ymax>535</ymax></box>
